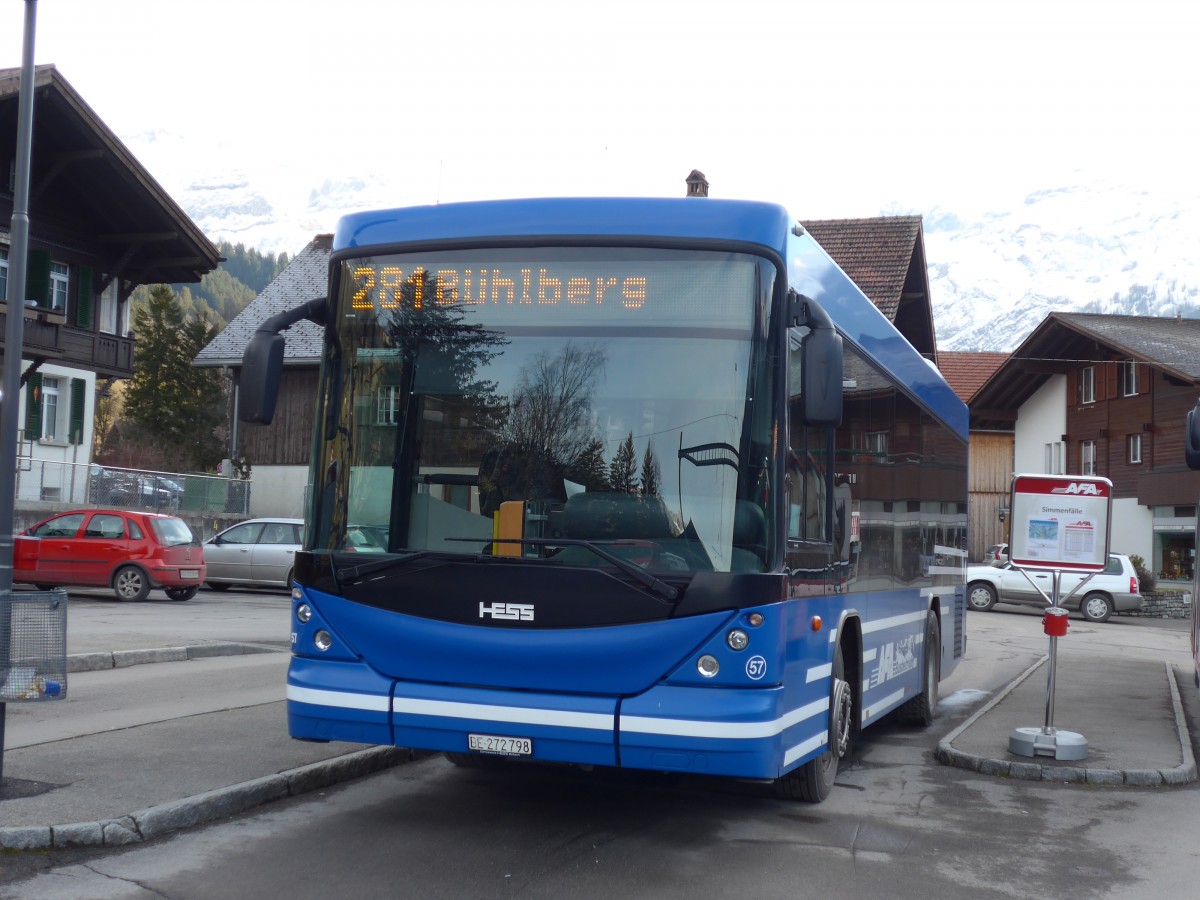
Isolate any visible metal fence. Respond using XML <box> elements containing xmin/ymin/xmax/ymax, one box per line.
<box><xmin>14</xmin><ymin>458</ymin><xmax>250</xmax><ymax>516</ymax></box>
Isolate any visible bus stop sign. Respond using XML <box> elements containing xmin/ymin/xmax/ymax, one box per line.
<box><xmin>1008</xmin><ymin>474</ymin><xmax>1112</xmax><ymax>573</ymax></box>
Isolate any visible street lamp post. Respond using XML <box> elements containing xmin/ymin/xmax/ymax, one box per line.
<box><xmin>1</xmin><ymin>0</ymin><xmax>41</xmax><ymax>784</ymax></box>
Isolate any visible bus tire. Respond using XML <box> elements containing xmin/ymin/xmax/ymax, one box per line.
<box><xmin>774</xmin><ymin>643</ymin><xmax>851</xmax><ymax>802</ymax></box>
<box><xmin>897</xmin><ymin>610</ymin><xmax>940</xmax><ymax>726</ymax></box>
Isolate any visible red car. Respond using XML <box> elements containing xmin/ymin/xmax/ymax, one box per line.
<box><xmin>15</xmin><ymin>509</ymin><xmax>206</xmax><ymax>601</ymax></box>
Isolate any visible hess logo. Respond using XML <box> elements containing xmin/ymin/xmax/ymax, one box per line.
<box><xmin>1050</xmin><ymin>482</ymin><xmax>1102</xmax><ymax>495</ymax></box>
<box><xmin>479</xmin><ymin>602</ymin><xmax>534</xmax><ymax>621</ymax></box>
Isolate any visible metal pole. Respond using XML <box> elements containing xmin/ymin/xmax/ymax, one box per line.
<box><xmin>1043</xmin><ymin>573</ymin><xmax>1057</xmax><ymax>733</ymax></box>
<box><xmin>1</xmin><ymin>0</ymin><xmax>40</xmax><ymax>785</ymax></box>
<box><xmin>1042</xmin><ymin>569</ymin><xmax>1061</xmax><ymax>734</ymax></box>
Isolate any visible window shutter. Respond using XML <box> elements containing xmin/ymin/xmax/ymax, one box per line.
<box><xmin>24</xmin><ymin>373</ymin><xmax>43</xmax><ymax>438</ymax></box>
<box><xmin>27</xmin><ymin>249</ymin><xmax>51</xmax><ymax>308</ymax></box>
<box><xmin>75</xmin><ymin>265</ymin><xmax>94</xmax><ymax>328</ymax></box>
<box><xmin>70</xmin><ymin>378</ymin><xmax>87</xmax><ymax>444</ymax></box>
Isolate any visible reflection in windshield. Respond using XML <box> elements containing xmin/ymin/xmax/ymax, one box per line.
<box><xmin>310</xmin><ymin>248</ymin><xmax>776</xmax><ymax>575</ymax></box>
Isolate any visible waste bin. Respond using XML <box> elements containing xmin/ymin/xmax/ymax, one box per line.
<box><xmin>0</xmin><ymin>588</ymin><xmax>68</xmax><ymax>702</ymax></box>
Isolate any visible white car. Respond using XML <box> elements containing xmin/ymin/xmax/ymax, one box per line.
<box><xmin>204</xmin><ymin>518</ymin><xmax>303</xmax><ymax>590</ymax></box>
<box><xmin>966</xmin><ymin>553</ymin><xmax>1143</xmax><ymax>623</ymax></box>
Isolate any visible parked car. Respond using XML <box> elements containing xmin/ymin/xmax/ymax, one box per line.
<box><xmin>89</xmin><ymin>467</ymin><xmax>185</xmax><ymax>510</ymax></box>
<box><xmin>14</xmin><ymin>509</ymin><xmax>205</xmax><ymax>601</ymax></box>
<box><xmin>983</xmin><ymin>542</ymin><xmax>1009</xmax><ymax>566</ymax></box>
<box><xmin>966</xmin><ymin>553</ymin><xmax>1142</xmax><ymax>623</ymax></box>
<box><xmin>203</xmin><ymin>518</ymin><xmax>303</xmax><ymax>590</ymax></box>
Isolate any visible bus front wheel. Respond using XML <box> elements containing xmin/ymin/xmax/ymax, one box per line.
<box><xmin>897</xmin><ymin>610</ymin><xmax>940</xmax><ymax>727</ymax></box>
<box><xmin>774</xmin><ymin>643</ymin><xmax>851</xmax><ymax>802</ymax></box>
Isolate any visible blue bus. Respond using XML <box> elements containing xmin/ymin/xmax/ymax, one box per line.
<box><xmin>240</xmin><ymin>197</ymin><xmax>969</xmax><ymax>802</ymax></box>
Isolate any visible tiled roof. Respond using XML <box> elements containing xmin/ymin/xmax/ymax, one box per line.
<box><xmin>800</xmin><ymin>216</ymin><xmax>923</xmax><ymax>322</ymax></box>
<box><xmin>937</xmin><ymin>351</ymin><xmax>1009</xmax><ymax>403</ymax></box>
<box><xmin>1054</xmin><ymin>313</ymin><xmax>1200</xmax><ymax>380</ymax></box>
<box><xmin>194</xmin><ymin>235</ymin><xmax>332</xmax><ymax>365</ymax></box>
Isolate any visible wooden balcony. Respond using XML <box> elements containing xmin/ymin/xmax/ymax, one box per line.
<box><xmin>0</xmin><ymin>302</ymin><xmax>134</xmax><ymax>378</ymax></box>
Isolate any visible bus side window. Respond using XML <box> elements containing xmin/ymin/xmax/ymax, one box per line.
<box><xmin>788</xmin><ymin>325</ymin><xmax>832</xmax><ymax>542</ymax></box>
<box><xmin>788</xmin><ymin>436</ymin><xmax>829</xmax><ymax>541</ymax></box>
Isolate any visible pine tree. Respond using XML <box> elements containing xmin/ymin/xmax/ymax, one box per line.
<box><xmin>122</xmin><ymin>285</ymin><xmax>228</xmax><ymax>470</ymax></box>
<box><xmin>639</xmin><ymin>442</ymin><xmax>662</xmax><ymax>497</ymax></box>
<box><xmin>609</xmin><ymin>432</ymin><xmax>638</xmax><ymax>494</ymax></box>
<box><xmin>568</xmin><ymin>437</ymin><xmax>610</xmax><ymax>491</ymax></box>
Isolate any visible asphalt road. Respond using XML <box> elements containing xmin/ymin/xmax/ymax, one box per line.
<box><xmin>58</xmin><ymin>584</ymin><xmax>294</xmax><ymax>656</ymax></box>
<box><xmin>1</xmin><ymin>591</ymin><xmax>1196</xmax><ymax>899</ymax></box>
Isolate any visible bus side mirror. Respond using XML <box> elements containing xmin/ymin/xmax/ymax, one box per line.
<box><xmin>789</xmin><ymin>292</ymin><xmax>843</xmax><ymax>427</ymax></box>
<box><xmin>239</xmin><ymin>332</ymin><xmax>285</xmax><ymax>425</ymax></box>
<box><xmin>802</xmin><ymin>326</ymin><xmax>843</xmax><ymax>426</ymax></box>
<box><xmin>237</xmin><ymin>296</ymin><xmax>328</xmax><ymax>426</ymax></box>
<box><xmin>1186</xmin><ymin>401</ymin><xmax>1200</xmax><ymax>469</ymax></box>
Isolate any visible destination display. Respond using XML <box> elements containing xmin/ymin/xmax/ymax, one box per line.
<box><xmin>349</xmin><ymin>265</ymin><xmax>649</xmax><ymax>311</ymax></box>
<box><xmin>338</xmin><ymin>249</ymin><xmax>764</xmax><ymax>328</ymax></box>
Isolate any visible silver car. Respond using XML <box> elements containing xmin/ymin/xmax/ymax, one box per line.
<box><xmin>966</xmin><ymin>553</ymin><xmax>1142</xmax><ymax>623</ymax></box>
<box><xmin>203</xmin><ymin>518</ymin><xmax>303</xmax><ymax>590</ymax></box>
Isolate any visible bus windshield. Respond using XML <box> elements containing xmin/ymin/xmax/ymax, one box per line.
<box><xmin>310</xmin><ymin>246</ymin><xmax>779</xmax><ymax>574</ymax></box>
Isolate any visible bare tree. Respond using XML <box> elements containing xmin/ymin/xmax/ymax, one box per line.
<box><xmin>502</xmin><ymin>342</ymin><xmax>607</xmax><ymax>467</ymax></box>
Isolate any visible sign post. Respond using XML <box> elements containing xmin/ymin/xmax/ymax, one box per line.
<box><xmin>1005</xmin><ymin>474</ymin><xmax>1113</xmax><ymax>761</ymax></box>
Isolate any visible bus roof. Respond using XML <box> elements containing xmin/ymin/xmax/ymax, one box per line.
<box><xmin>333</xmin><ymin>197</ymin><xmax>795</xmax><ymax>254</ymax></box>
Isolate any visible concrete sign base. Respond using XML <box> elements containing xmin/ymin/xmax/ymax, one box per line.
<box><xmin>1009</xmin><ymin>726</ymin><xmax>1089</xmax><ymax>761</ymax></box>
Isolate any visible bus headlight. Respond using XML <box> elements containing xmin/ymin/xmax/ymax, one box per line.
<box><xmin>297</xmin><ymin>603</ymin><xmax>312</xmax><ymax>624</ymax></box>
<box><xmin>726</xmin><ymin>629</ymin><xmax>749</xmax><ymax>651</ymax></box>
<box><xmin>314</xmin><ymin>630</ymin><xmax>333</xmax><ymax>652</ymax></box>
<box><xmin>697</xmin><ymin>654</ymin><xmax>720</xmax><ymax>677</ymax></box>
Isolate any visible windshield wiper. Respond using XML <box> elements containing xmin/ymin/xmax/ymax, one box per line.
<box><xmin>335</xmin><ymin>550</ymin><xmax>438</xmax><ymax>583</ymax></box>
<box><xmin>447</xmin><ymin>537</ymin><xmax>680</xmax><ymax>601</ymax></box>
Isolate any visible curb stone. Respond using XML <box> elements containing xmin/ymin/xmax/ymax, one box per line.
<box><xmin>67</xmin><ymin>642</ymin><xmax>285</xmax><ymax>673</ymax></box>
<box><xmin>0</xmin><ymin>746</ymin><xmax>414</xmax><ymax>850</ymax></box>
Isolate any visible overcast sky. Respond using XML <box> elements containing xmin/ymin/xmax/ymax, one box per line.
<box><xmin>3</xmin><ymin>0</ymin><xmax>1194</xmax><ymax>223</ymax></box>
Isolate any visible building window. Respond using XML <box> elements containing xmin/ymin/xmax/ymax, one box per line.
<box><xmin>0</xmin><ymin>246</ymin><xmax>8</xmax><ymax>302</ymax></box>
<box><xmin>99</xmin><ymin>279</ymin><xmax>121</xmax><ymax>334</ymax></box>
<box><xmin>1080</xmin><ymin>366</ymin><xmax>1096</xmax><ymax>404</ymax></box>
<box><xmin>863</xmin><ymin>430</ymin><xmax>888</xmax><ymax>457</ymax></box>
<box><xmin>41</xmin><ymin>376</ymin><xmax>60</xmax><ymax>441</ymax></box>
<box><xmin>1080</xmin><ymin>439</ymin><xmax>1097</xmax><ymax>475</ymax></box>
<box><xmin>1120</xmin><ymin>359</ymin><xmax>1139</xmax><ymax>397</ymax></box>
<box><xmin>376</xmin><ymin>385</ymin><xmax>402</xmax><ymax>425</ymax></box>
<box><xmin>1128</xmin><ymin>434</ymin><xmax>1142</xmax><ymax>464</ymax></box>
<box><xmin>50</xmin><ymin>261</ymin><xmax>69</xmax><ymax>311</ymax></box>
<box><xmin>1044</xmin><ymin>441</ymin><xmax>1064</xmax><ymax>475</ymax></box>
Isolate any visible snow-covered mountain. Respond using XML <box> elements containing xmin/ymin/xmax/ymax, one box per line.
<box><xmin>128</xmin><ymin>131</ymin><xmax>1199</xmax><ymax>353</ymax></box>
<box><xmin>920</xmin><ymin>181</ymin><xmax>1200</xmax><ymax>351</ymax></box>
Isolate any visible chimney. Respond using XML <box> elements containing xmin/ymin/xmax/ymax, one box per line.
<box><xmin>685</xmin><ymin>170</ymin><xmax>709</xmax><ymax>198</ymax></box>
